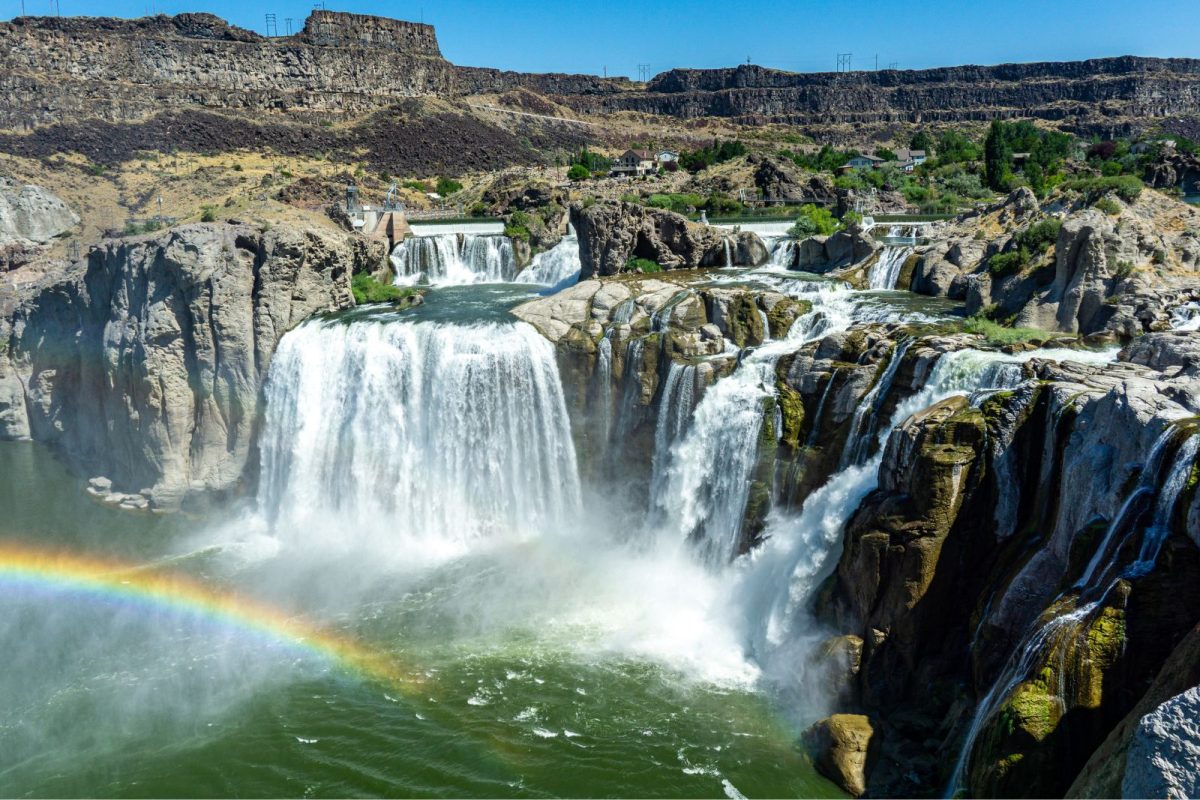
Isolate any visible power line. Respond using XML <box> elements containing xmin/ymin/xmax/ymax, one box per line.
<box><xmin>264</xmin><ymin>12</ymin><xmax>277</xmax><ymax>37</ymax></box>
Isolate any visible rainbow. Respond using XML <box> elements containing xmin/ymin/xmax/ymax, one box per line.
<box><xmin>0</xmin><ymin>544</ymin><xmax>416</xmax><ymax>691</ymax></box>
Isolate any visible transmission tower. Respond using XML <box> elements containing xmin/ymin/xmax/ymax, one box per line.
<box><xmin>285</xmin><ymin>17</ymin><xmax>293</xmax><ymax>35</ymax></box>
<box><xmin>836</xmin><ymin>53</ymin><xmax>852</xmax><ymax>73</ymax></box>
<box><xmin>888</xmin><ymin>62</ymin><xmax>899</xmax><ymax>70</ymax></box>
<box><xmin>637</xmin><ymin>63</ymin><xmax>651</xmax><ymax>83</ymax></box>
<box><xmin>264</xmin><ymin>13</ymin><xmax>278</xmax><ymax>37</ymax></box>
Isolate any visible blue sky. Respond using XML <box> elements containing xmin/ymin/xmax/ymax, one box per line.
<box><xmin>9</xmin><ymin>0</ymin><xmax>1200</xmax><ymax>77</ymax></box>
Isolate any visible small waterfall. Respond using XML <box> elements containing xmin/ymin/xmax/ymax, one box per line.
<box><xmin>594</xmin><ymin>333</ymin><xmax>615</xmax><ymax>446</ymax></box>
<box><xmin>724</xmin><ymin>237</ymin><xmax>734</xmax><ymax>268</ymax></box>
<box><xmin>769</xmin><ymin>238</ymin><xmax>797</xmax><ymax>269</ymax></box>
<box><xmin>390</xmin><ymin>233</ymin><xmax>516</xmax><ymax>285</ymax></box>
<box><xmin>869</xmin><ymin>227</ymin><xmax>914</xmax><ymax>291</ymax></box>
<box><xmin>258</xmin><ymin>318</ymin><xmax>581</xmax><ymax>553</ymax></box>
<box><xmin>1128</xmin><ymin>434</ymin><xmax>1199</xmax><ymax>574</ymax></box>
<box><xmin>944</xmin><ymin>429</ymin><xmax>1196</xmax><ymax>797</ymax></box>
<box><xmin>943</xmin><ymin>600</ymin><xmax>1099</xmax><ymax>797</ymax></box>
<box><xmin>1170</xmin><ymin>301</ymin><xmax>1200</xmax><ymax>331</ymax></box>
<box><xmin>838</xmin><ymin>339</ymin><xmax>913</xmax><ymax>469</ymax></box>
<box><xmin>516</xmin><ymin>235</ymin><xmax>581</xmax><ymax>289</ymax></box>
<box><xmin>806</xmin><ymin>368</ymin><xmax>840</xmax><ymax>446</ymax></box>
<box><xmin>1075</xmin><ymin>428</ymin><xmax>1176</xmax><ymax>589</ymax></box>
<box><xmin>660</xmin><ymin>355</ymin><xmax>774</xmax><ymax>566</ymax></box>
<box><xmin>649</xmin><ymin>362</ymin><xmax>698</xmax><ymax>513</ymax></box>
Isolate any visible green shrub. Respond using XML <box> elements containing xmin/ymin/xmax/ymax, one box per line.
<box><xmin>1114</xmin><ymin>259</ymin><xmax>1135</xmax><ymax>278</ymax></box>
<box><xmin>704</xmin><ymin>193</ymin><xmax>742</xmax><ymax>215</ymax></box>
<box><xmin>626</xmin><ymin>256</ymin><xmax>661</xmax><ymax>273</ymax></box>
<box><xmin>988</xmin><ymin>249</ymin><xmax>1029</xmax><ymax>277</ymax></box>
<box><xmin>231</xmin><ymin>163</ymin><xmax>243</xmax><ymax>172</ymax></box>
<box><xmin>1015</xmin><ymin>219</ymin><xmax>1061</xmax><ymax>253</ymax></box>
<box><xmin>200</xmin><ymin>205</ymin><xmax>218</xmax><ymax>223</ymax></box>
<box><xmin>86</xmin><ymin>163</ymin><xmax>108</xmax><ymax>176</ymax></box>
<box><xmin>435</xmin><ymin>177</ymin><xmax>463</xmax><ymax>196</ymax></box>
<box><xmin>403</xmin><ymin>180</ymin><xmax>429</xmax><ymax>192</ymax></box>
<box><xmin>964</xmin><ymin>315</ymin><xmax>1049</xmax><ymax>345</ymax></box>
<box><xmin>619</xmin><ymin>193</ymin><xmax>640</xmax><ymax>204</ymax></box>
<box><xmin>469</xmin><ymin>201</ymin><xmax>487</xmax><ymax>217</ymax></box>
<box><xmin>567</xmin><ymin>164</ymin><xmax>590</xmax><ymax>181</ymax></box>
<box><xmin>1061</xmin><ymin>175</ymin><xmax>1143</xmax><ymax>203</ymax></box>
<box><xmin>504</xmin><ymin>209</ymin><xmax>532</xmax><ymax>242</ymax></box>
<box><xmin>1093</xmin><ymin>196</ymin><xmax>1122</xmax><ymax>215</ymax></box>
<box><xmin>351</xmin><ymin>273</ymin><xmax>418</xmax><ymax>305</ymax></box>
<box><xmin>787</xmin><ymin>204</ymin><xmax>840</xmax><ymax>238</ymax></box>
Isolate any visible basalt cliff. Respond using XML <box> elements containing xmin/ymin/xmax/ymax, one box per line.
<box><xmin>2</xmin><ymin>11</ymin><xmax>1200</xmax><ymax>158</ymax></box>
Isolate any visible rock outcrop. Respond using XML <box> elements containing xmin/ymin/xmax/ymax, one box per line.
<box><xmin>0</xmin><ymin>179</ymin><xmax>78</xmax><ymax>269</ymax></box>
<box><xmin>0</xmin><ymin>222</ymin><xmax>378</xmax><ymax>509</ymax></box>
<box><xmin>803</xmin><ymin>714</ymin><xmax>875</xmax><ymax>797</ymax></box>
<box><xmin>570</xmin><ymin>201</ymin><xmax>767</xmax><ymax>278</ymax></box>
<box><xmin>910</xmin><ymin>187</ymin><xmax>1200</xmax><ymax>339</ymax></box>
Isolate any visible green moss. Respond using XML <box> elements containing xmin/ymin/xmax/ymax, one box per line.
<box><xmin>776</xmin><ymin>382</ymin><xmax>806</xmax><ymax>449</ymax></box>
<box><xmin>964</xmin><ymin>316</ymin><xmax>1052</xmax><ymax>346</ymax></box>
<box><xmin>626</xmin><ymin>256</ymin><xmax>662</xmax><ymax>273</ymax></box>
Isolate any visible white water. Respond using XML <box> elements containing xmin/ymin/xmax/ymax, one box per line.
<box><xmin>868</xmin><ymin>227</ymin><xmax>915</xmax><ymax>291</ymax></box>
<box><xmin>391</xmin><ymin>233</ymin><xmax>516</xmax><ymax>285</ymax></box>
<box><xmin>838</xmin><ymin>339</ymin><xmax>913</xmax><ymax>469</ymax></box>
<box><xmin>258</xmin><ymin>319</ymin><xmax>579</xmax><ymax>560</ymax></box>
<box><xmin>1170</xmin><ymin>301</ymin><xmax>1200</xmax><ymax>331</ymax></box>
<box><xmin>516</xmin><ymin>235</ymin><xmax>581</xmax><ymax>289</ymax></box>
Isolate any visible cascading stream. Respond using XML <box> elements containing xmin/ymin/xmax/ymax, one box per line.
<box><xmin>515</xmin><ymin>234</ymin><xmax>581</xmax><ymax>289</ymax></box>
<box><xmin>868</xmin><ymin>226</ymin><xmax>915</xmax><ymax>291</ymax></box>
<box><xmin>258</xmin><ymin>318</ymin><xmax>581</xmax><ymax>557</ymax></box>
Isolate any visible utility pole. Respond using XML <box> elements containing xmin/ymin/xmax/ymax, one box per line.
<box><xmin>875</xmin><ymin>54</ymin><xmax>878</xmax><ymax>71</ymax></box>
<box><xmin>637</xmin><ymin>63</ymin><xmax>651</xmax><ymax>83</ymax></box>
<box><xmin>285</xmin><ymin>17</ymin><xmax>293</xmax><ymax>35</ymax></box>
<box><xmin>836</xmin><ymin>53</ymin><xmax>852</xmax><ymax>73</ymax></box>
<box><xmin>888</xmin><ymin>61</ymin><xmax>899</xmax><ymax>70</ymax></box>
<box><xmin>264</xmin><ymin>13</ymin><xmax>277</xmax><ymax>37</ymax></box>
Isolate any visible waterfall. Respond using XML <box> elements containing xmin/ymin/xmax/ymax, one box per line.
<box><xmin>390</xmin><ymin>233</ymin><xmax>516</xmax><ymax>285</ymax></box>
<box><xmin>944</xmin><ymin>429</ymin><xmax>1194</xmax><ymax>798</ymax></box>
<box><xmin>1075</xmin><ymin>428</ymin><xmax>1176</xmax><ymax>589</ymax></box>
<box><xmin>649</xmin><ymin>362</ymin><xmax>698</xmax><ymax>515</ymax></box>
<box><xmin>837</xmin><ymin>339</ymin><xmax>913</xmax><ymax>469</ymax></box>
<box><xmin>515</xmin><ymin>235</ymin><xmax>581</xmax><ymax>289</ymax></box>
<box><xmin>653</xmin><ymin>284</ymin><xmax>865</xmax><ymax>566</ymax></box>
<box><xmin>659</xmin><ymin>354</ymin><xmax>774</xmax><ymax>566</ymax></box>
<box><xmin>738</xmin><ymin>347</ymin><xmax>1065</xmax><ymax>678</ymax></box>
<box><xmin>594</xmin><ymin>333</ymin><xmax>615</xmax><ymax>446</ymax></box>
<box><xmin>806</xmin><ymin>368</ymin><xmax>840</xmax><ymax>446</ymax></box>
<box><xmin>1170</xmin><ymin>301</ymin><xmax>1200</xmax><ymax>331</ymax></box>
<box><xmin>943</xmin><ymin>600</ymin><xmax>1099</xmax><ymax>797</ymax></box>
<box><xmin>724</xmin><ymin>237</ymin><xmax>734</xmax><ymax>268</ymax></box>
<box><xmin>257</xmin><ymin>318</ymin><xmax>581</xmax><ymax>555</ymax></box>
<box><xmin>869</xmin><ymin>227</ymin><xmax>914</xmax><ymax>291</ymax></box>
<box><xmin>769</xmin><ymin>238</ymin><xmax>797</xmax><ymax>269</ymax></box>
<box><xmin>1128</xmin><ymin>434</ymin><xmax>1199</xmax><ymax>574</ymax></box>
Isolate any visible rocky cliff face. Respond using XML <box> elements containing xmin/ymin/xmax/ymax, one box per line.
<box><xmin>571</xmin><ymin>58</ymin><xmax>1200</xmax><ymax>136</ymax></box>
<box><xmin>0</xmin><ymin>222</ymin><xmax>379</xmax><ymax>509</ymax></box>
<box><xmin>2</xmin><ymin>11</ymin><xmax>1198</xmax><ymax>141</ymax></box>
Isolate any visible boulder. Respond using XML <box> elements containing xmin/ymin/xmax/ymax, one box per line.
<box><xmin>794</xmin><ymin>227</ymin><xmax>877</xmax><ymax>273</ymax></box>
<box><xmin>803</xmin><ymin>714</ymin><xmax>875</xmax><ymax>797</ymax></box>
<box><xmin>1121</xmin><ymin>686</ymin><xmax>1200</xmax><ymax>799</ymax></box>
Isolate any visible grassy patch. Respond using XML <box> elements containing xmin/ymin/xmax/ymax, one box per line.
<box><xmin>964</xmin><ymin>315</ymin><xmax>1051</xmax><ymax>345</ymax></box>
<box><xmin>626</xmin><ymin>256</ymin><xmax>662</xmax><ymax>273</ymax></box>
<box><xmin>351</xmin><ymin>273</ymin><xmax>419</xmax><ymax>305</ymax></box>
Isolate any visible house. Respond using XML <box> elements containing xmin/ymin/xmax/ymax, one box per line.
<box><xmin>846</xmin><ymin>154</ymin><xmax>884</xmax><ymax>170</ymax></box>
<box><xmin>612</xmin><ymin>149</ymin><xmax>657</xmax><ymax>177</ymax></box>
<box><xmin>657</xmin><ymin>150</ymin><xmax>679</xmax><ymax>165</ymax></box>
<box><xmin>892</xmin><ymin>148</ymin><xmax>928</xmax><ymax>171</ymax></box>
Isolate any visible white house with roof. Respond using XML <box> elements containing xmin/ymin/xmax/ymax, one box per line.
<box><xmin>612</xmin><ymin>149</ymin><xmax>657</xmax><ymax>177</ymax></box>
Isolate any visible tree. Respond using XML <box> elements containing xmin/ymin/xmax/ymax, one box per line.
<box><xmin>567</xmin><ymin>164</ymin><xmax>590</xmax><ymax>181</ymax></box>
<box><xmin>984</xmin><ymin>120</ymin><xmax>1013</xmax><ymax>191</ymax></box>
<box><xmin>910</xmin><ymin>130</ymin><xmax>934</xmax><ymax>153</ymax></box>
<box><xmin>787</xmin><ymin>204</ymin><xmax>841</xmax><ymax>238</ymax></box>
<box><xmin>1023</xmin><ymin>161</ymin><xmax>1046</xmax><ymax>198</ymax></box>
<box><xmin>876</xmin><ymin>148</ymin><xmax>898</xmax><ymax>162</ymax></box>
<box><xmin>435</xmin><ymin>176</ymin><xmax>462</xmax><ymax>196</ymax></box>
